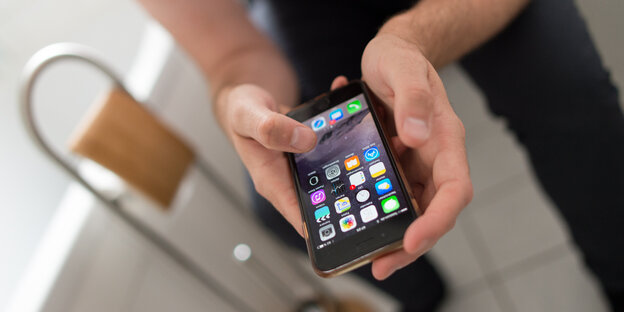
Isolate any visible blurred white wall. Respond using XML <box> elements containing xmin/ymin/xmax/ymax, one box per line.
<box><xmin>0</xmin><ymin>0</ymin><xmax>149</xmax><ymax>309</ymax></box>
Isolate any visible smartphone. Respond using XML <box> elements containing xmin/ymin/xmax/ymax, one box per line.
<box><xmin>286</xmin><ymin>80</ymin><xmax>419</xmax><ymax>277</ymax></box>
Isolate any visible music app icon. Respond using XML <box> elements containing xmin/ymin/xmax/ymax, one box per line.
<box><xmin>310</xmin><ymin>189</ymin><xmax>326</xmax><ymax>205</ymax></box>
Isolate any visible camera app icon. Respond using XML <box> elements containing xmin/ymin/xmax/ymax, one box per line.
<box><xmin>319</xmin><ymin>224</ymin><xmax>336</xmax><ymax>241</ymax></box>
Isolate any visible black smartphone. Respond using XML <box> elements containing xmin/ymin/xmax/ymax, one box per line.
<box><xmin>286</xmin><ymin>80</ymin><xmax>419</xmax><ymax>277</ymax></box>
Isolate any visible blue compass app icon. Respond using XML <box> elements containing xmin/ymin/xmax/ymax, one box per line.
<box><xmin>364</xmin><ymin>147</ymin><xmax>380</xmax><ymax>161</ymax></box>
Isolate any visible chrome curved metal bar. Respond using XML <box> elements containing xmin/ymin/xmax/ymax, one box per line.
<box><xmin>19</xmin><ymin>43</ymin><xmax>256</xmax><ymax>312</ymax></box>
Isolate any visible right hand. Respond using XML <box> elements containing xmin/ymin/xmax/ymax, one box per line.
<box><xmin>217</xmin><ymin>84</ymin><xmax>317</xmax><ymax>235</ymax></box>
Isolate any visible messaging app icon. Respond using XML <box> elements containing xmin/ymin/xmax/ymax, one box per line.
<box><xmin>347</xmin><ymin>100</ymin><xmax>362</xmax><ymax>114</ymax></box>
<box><xmin>375</xmin><ymin>178</ymin><xmax>393</xmax><ymax>196</ymax></box>
<box><xmin>344</xmin><ymin>155</ymin><xmax>360</xmax><ymax>171</ymax></box>
<box><xmin>381</xmin><ymin>195</ymin><xmax>400</xmax><ymax>213</ymax></box>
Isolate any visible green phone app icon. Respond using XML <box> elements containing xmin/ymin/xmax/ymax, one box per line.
<box><xmin>347</xmin><ymin>100</ymin><xmax>362</xmax><ymax>114</ymax></box>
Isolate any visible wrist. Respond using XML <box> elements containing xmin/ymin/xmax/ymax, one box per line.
<box><xmin>378</xmin><ymin>12</ymin><xmax>429</xmax><ymax>58</ymax></box>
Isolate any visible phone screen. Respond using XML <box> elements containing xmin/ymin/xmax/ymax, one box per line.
<box><xmin>293</xmin><ymin>93</ymin><xmax>412</xmax><ymax>251</ymax></box>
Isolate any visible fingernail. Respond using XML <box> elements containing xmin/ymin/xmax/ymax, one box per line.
<box><xmin>403</xmin><ymin>117</ymin><xmax>430</xmax><ymax>142</ymax></box>
<box><xmin>290</xmin><ymin>126</ymin><xmax>316</xmax><ymax>151</ymax></box>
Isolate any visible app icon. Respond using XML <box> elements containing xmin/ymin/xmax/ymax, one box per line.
<box><xmin>364</xmin><ymin>147</ymin><xmax>380</xmax><ymax>161</ymax></box>
<box><xmin>375</xmin><ymin>178</ymin><xmax>393</xmax><ymax>195</ymax></box>
<box><xmin>330</xmin><ymin>181</ymin><xmax>346</xmax><ymax>196</ymax></box>
<box><xmin>360</xmin><ymin>205</ymin><xmax>379</xmax><ymax>223</ymax></box>
<box><xmin>347</xmin><ymin>100</ymin><xmax>362</xmax><ymax>114</ymax></box>
<box><xmin>314</xmin><ymin>206</ymin><xmax>330</xmax><ymax>223</ymax></box>
<box><xmin>349</xmin><ymin>171</ymin><xmax>366</xmax><ymax>188</ymax></box>
<box><xmin>325</xmin><ymin>164</ymin><xmax>341</xmax><ymax>180</ymax></box>
<box><xmin>319</xmin><ymin>224</ymin><xmax>336</xmax><ymax>241</ymax></box>
<box><xmin>334</xmin><ymin>197</ymin><xmax>351</xmax><ymax>213</ymax></box>
<box><xmin>311</xmin><ymin>117</ymin><xmax>326</xmax><ymax>131</ymax></box>
<box><xmin>344</xmin><ymin>155</ymin><xmax>360</xmax><ymax>171</ymax></box>
<box><xmin>308</xmin><ymin>174</ymin><xmax>319</xmax><ymax>186</ymax></box>
<box><xmin>340</xmin><ymin>214</ymin><xmax>357</xmax><ymax>232</ymax></box>
<box><xmin>329</xmin><ymin>109</ymin><xmax>343</xmax><ymax>125</ymax></box>
<box><xmin>369</xmin><ymin>162</ymin><xmax>386</xmax><ymax>178</ymax></box>
<box><xmin>356</xmin><ymin>189</ymin><xmax>371</xmax><ymax>203</ymax></box>
<box><xmin>310</xmin><ymin>189</ymin><xmax>326</xmax><ymax>205</ymax></box>
<box><xmin>381</xmin><ymin>195</ymin><xmax>400</xmax><ymax>213</ymax></box>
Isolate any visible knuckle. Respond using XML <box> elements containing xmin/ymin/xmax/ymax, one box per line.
<box><xmin>403</xmin><ymin>85</ymin><xmax>434</xmax><ymax>107</ymax></box>
<box><xmin>256</xmin><ymin>114</ymin><xmax>277</xmax><ymax>145</ymax></box>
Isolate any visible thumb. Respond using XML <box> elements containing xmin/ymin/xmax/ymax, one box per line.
<box><xmin>229</xmin><ymin>85</ymin><xmax>317</xmax><ymax>153</ymax></box>
<box><xmin>391</xmin><ymin>70</ymin><xmax>434</xmax><ymax>148</ymax></box>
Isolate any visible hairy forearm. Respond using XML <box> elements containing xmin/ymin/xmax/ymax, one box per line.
<box><xmin>381</xmin><ymin>0</ymin><xmax>530</xmax><ymax>68</ymax></box>
<box><xmin>137</xmin><ymin>0</ymin><xmax>298</xmax><ymax>118</ymax></box>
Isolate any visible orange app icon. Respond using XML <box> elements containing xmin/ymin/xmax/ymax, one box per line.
<box><xmin>344</xmin><ymin>155</ymin><xmax>360</xmax><ymax>171</ymax></box>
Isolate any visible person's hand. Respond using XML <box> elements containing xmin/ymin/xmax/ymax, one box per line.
<box><xmin>216</xmin><ymin>84</ymin><xmax>316</xmax><ymax>235</ymax></box>
<box><xmin>353</xmin><ymin>32</ymin><xmax>473</xmax><ymax>280</ymax></box>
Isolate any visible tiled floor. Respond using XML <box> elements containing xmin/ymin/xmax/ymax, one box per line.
<box><xmin>3</xmin><ymin>0</ymin><xmax>623</xmax><ymax>311</ymax></box>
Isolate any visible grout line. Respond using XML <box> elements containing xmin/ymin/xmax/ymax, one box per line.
<box><xmin>459</xmin><ymin>212</ymin><xmax>517</xmax><ymax>312</ymax></box>
<box><xmin>468</xmin><ymin>172</ymin><xmax>529</xmax><ymax>212</ymax></box>
<box><xmin>494</xmin><ymin>242</ymin><xmax>571</xmax><ymax>282</ymax></box>
<box><xmin>450</xmin><ymin>276</ymin><xmax>490</xmax><ymax>297</ymax></box>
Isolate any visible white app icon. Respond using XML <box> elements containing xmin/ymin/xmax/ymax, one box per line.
<box><xmin>349</xmin><ymin>171</ymin><xmax>366</xmax><ymax>187</ymax></box>
<box><xmin>369</xmin><ymin>162</ymin><xmax>386</xmax><ymax>178</ymax></box>
<box><xmin>325</xmin><ymin>164</ymin><xmax>341</xmax><ymax>180</ymax></box>
<box><xmin>319</xmin><ymin>224</ymin><xmax>335</xmax><ymax>241</ymax></box>
<box><xmin>311</xmin><ymin>117</ymin><xmax>326</xmax><ymax>131</ymax></box>
<box><xmin>356</xmin><ymin>189</ymin><xmax>371</xmax><ymax>203</ymax></box>
<box><xmin>360</xmin><ymin>205</ymin><xmax>378</xmax><ymax>223</ymax></box>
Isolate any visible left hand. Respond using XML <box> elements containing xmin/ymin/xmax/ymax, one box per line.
<box><xmin>332</xmin><ymin>32</ymin><xmax>473</xmax><ymax>280</ymax></box>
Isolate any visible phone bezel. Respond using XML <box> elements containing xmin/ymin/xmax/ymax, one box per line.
<box><xmin>287</xmin><ymin>80</ymin><xmax>418</xmax><ymax>276</ymax></box>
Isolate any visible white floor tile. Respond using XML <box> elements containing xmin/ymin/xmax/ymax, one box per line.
<box><xmin>428</xmin><ymin>217</ymin><xmax>486</xmax><ymax>289</ymax></box>
<box><xmin>465</xmin><ymin>174</ymin><xmax>570</xmax><ymax>272</ymax></box>
<box><xmin>440</xmin><ymin>64</ymin><xmax>492</xmax><ymax>131</ymax></box>
<box><xmin>439</xmin><ymin>287</ymin><xmax>502</xmax><ymax>312</ymax></box>
<box><xmin>504</xmin><ymin>246</ymin><xmax>609</xmax><ymax>312</ymax></box>
<box><xmin>464</xmin><ymin>119</ymin><xmax>531</xmax><ymax>195</ymax></box>
<box><xmin>130</xmin><ymin>257</ymin><xmax>238</xmax><ymax>312</ymax></box>
<box><xmin>577</xmin><ymin>0</ymin><xmax>624</xmax><ymax>106</ymax></box>
<box><xmin>68</xmin><ymin>220</ymin><xmax>148</xmax><ymax>312</ymax></box>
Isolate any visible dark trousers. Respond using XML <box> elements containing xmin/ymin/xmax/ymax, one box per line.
<box><xmin>249</xmin><ymin>0</ymin><xmax>624</xmax><ymax>310</ymax></box>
